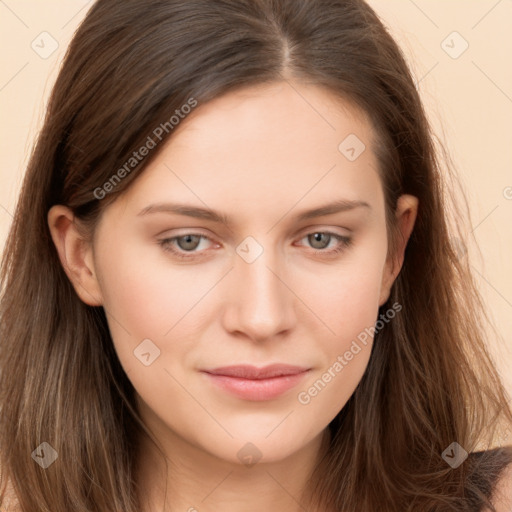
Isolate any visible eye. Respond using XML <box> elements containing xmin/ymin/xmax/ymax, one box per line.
<box><xmin>158</xmin><ymin>230</ymin><xmax>352</xmax><ymax>261</ymax></box>
<box><xmin>297</xmin><ymin>231</ymin><xmax>352</xmax><ymax>256</ymax></box>
<box><xmin>158</xmin><ymin>233</ymin><xmax>215</xmax><ymax>260</ymax></box>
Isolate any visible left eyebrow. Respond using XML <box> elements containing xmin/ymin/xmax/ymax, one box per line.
<box><xmin>136</xmin><ymin>198</ymin><xmax>371</xmax><ymax>225</ymax></box>
<box><xmin>294</xmin><ymin>199</ymin><xmax>371</xmax><ymax>222</ymax></box>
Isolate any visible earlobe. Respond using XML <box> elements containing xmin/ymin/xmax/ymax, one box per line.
<box><xmin>379</xmin><ymin>194</ymin><xmax>419</xmax><ymax>306</ymax></box>
<box><xmin>47</xmin><ymin>205</ymin><xmax>103</xmax><ymax>306</ymax></box>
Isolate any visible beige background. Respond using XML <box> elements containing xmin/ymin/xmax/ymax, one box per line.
<box><xmin>1</xmin><ymin>1</ymin><xmax>511</xmax><ymax>396</ymax></box>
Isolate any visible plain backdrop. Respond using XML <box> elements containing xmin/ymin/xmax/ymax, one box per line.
<box><xmin>0</xmin><ymin>1</ymin><xmax>511</xmax><ymax>399</ymax></box>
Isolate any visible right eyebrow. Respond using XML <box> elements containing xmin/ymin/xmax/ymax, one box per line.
<box><xmin>137</xmin><ymin>198</ymin><xmax>371</xmax><ymax>225</ymax></box>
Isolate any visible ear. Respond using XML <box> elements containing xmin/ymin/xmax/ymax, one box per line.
<box><xmin>47</xmin><ymin>205</ymin><xmax>103</xmax><ymax>306</ymax></box>
<box><xmin>379</xmin><ymin>194</ymin><xmax>418</xmax><ymax>306</ymax></box>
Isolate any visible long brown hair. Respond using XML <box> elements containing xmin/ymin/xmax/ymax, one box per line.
<box><xmin>1</xmin><ymin>0</ymin><xmax>511</xmax><ymax>510</ymax></box>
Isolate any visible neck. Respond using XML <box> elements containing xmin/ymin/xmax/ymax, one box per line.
<box><xmin>135</xmin><ymin>417</ymin><xmax>332</xmax><ymax>512</ymax></box>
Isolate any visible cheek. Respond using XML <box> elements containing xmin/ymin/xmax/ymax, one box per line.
<box><xmin>321</xmin><ymin>270</ymin><xmax>380</xmax><ymax>366</ymax></box>
<box><xmin>315</xmin><ymin>268</ymin><xmax>383</xmax><ymax>333</ymax></box>
<box><xmin>93</xmin><ymin>235</ymin><xmax>223</xmax><ymax>384</ymax></box>
<box><xmin>295</xmin><ymin>247</ymin><xmax>386</xmax><ymax>414</ymax></box>
<box><xmin>303</xmin><ymin>241</ymin><xmax>387</xmax><ymax>343</ymax></box>
<box><xmin>95</xmin><ymin>238</ymin><xmax>216</xmax><ymax>336</ymax></box>
<box><xmin>295</xmin><ymin>294</ymin><xmax>377</xmax><ymax>425</ymax></box>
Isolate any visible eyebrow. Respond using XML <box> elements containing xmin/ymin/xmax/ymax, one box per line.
<box><xmin>137</xmin><ymin>198</ymin><xmax>371</xmax><ymax>224</ymax></box>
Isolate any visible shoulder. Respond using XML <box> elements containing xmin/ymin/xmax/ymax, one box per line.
<box><xmin>490</xmin><ymin>462</ymin><xmax>512</xmax><ymax>512</ymax></box>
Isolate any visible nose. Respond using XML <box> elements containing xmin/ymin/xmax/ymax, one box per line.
<box><xmin>221</xmin><ymin>244</ymin><xmax>297</xmax><ymax>343</ymax></box>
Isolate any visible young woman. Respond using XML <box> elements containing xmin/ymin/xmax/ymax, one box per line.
<box><xmin>1</xmin><ymin>0</ymin><xmax>511</xmax><ymax>510</ymax></box>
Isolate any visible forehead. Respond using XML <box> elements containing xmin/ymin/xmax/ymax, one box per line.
<box><xmin>111</xmin><ymin>81</ymin><xmax>383</xmax><ymax>224</ymax></box>
<box><xmin>169</xmin><ymin>80</ymin><xmax>374</xmax><ymax>162</ymax></box>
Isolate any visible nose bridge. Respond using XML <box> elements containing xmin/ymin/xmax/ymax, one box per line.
<box><xmin>224</xmin><ymin>235</ymin><xmax>295</xmax><ymax>340</ymax></box>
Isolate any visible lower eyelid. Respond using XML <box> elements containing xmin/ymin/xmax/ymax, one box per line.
<box><xmin>296</xmin><ymin>232</ymin><xmax>351</xmax><ymax>249</ymax></box>
<box><xmin>159</xmin><ymin>231</ymin><xmax>351</xmax><ymax>257</ymax></box>
<box><xmin>161</xmin><ymin>234</ymin><xmax>213</xmax><ymax>250</ymax></box>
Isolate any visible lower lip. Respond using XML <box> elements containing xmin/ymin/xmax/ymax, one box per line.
<box><xmin>202</xmin><ymin>371</ymin><xmax>310</xmax><ymax>401</ymax></box>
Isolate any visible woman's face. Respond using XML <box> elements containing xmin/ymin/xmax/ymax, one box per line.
<box><xmin>63</xmin><ymin>81</ymin><xmax>413</xmax><ymax>465</ymax></box>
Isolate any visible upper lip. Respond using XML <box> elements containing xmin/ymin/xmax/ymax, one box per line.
<box><xmin>202</xmin><ymin>364</ymin><xmax>310</xmax><ymax>380</ymax></box>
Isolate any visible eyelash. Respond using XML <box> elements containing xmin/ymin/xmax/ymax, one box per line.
<box><xmin>157</xmin><ymin>231</ymin><xmax>352</xmax><ymax>260</ymax></box>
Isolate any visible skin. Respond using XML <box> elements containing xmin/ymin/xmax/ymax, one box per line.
<box><xmin>48</xmin><ymin>80</ymin><xmax>419</xmax><ymax>512</ymax></box>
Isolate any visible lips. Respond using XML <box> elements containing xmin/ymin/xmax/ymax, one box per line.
<box><xmin>200</xmin><ymin>364</ymin><xmax>311</xmax><ymax>401</ymax></box>
<box><xmin>202</xmin><ymin>364</ymin><xmax>310</xmax><ymax>379</ymax></box>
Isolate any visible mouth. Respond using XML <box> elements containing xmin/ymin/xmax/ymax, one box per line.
<box><xmin>200</xmin><ymin>364</ymin><xmax>311</xmax><ymax>401</ymax></box>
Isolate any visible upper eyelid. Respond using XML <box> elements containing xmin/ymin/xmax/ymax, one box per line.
<box><xmin>160</xmin><ymin>229</ymin><xmax>349</xmax><ymax>251</ymax></box>
<box><xmin>159</xmin><ymin>224</ymin><xmax>351</xmax><ymax>240</ymax></box>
